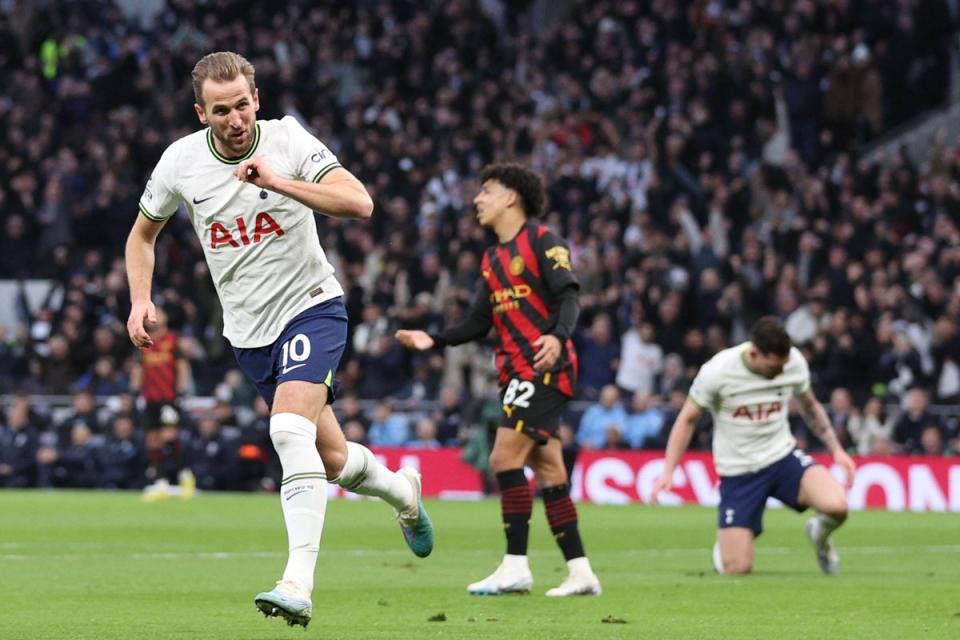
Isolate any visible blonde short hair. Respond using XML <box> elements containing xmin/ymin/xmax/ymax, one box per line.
<box><xmin>191</xmin><ymin>51</ymin><xmax>256</xmax><ymax>106</ymax></box>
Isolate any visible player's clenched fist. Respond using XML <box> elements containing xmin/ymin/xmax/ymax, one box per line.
<box><xmin>395</xmin><ymin>330</ymin><xmax>434</xmax><ymax>351</ymax></box>
<box><xmin>127</xmin><ymin>299</ymin><xmax>157</xmax><ymax>349</ymax></box>
<box><xmin>234</xmin><ymin>156</ymin><xmax>278</xmax><ymax>189</ymax></box>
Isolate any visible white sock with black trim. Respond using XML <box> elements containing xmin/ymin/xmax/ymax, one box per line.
<box><xmin>271</xmin><ymin>412</ymin><xmax>327</xmax><ymax>594</ymax></box>
<box><xmin>334</xmin><ymin>441</ymin><xmax>413</xmax><ymax>510</ymax></box>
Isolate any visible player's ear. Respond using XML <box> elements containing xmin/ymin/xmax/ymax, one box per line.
<box><xmin>253</xmin><ymin>87</ymin><xmax>260</xmax><ymax>112</ymax></box>
<box><xmin>505</xmin><ymin>188</ymin><xmax>518</xmax><ymax>209</ymax></box>
<box><xmin>194</xmin><ymin>103</ymin><xmax>208</xmax><ymax>125</ymax></box>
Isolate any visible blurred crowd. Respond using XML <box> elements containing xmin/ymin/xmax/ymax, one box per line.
<box><xmin>3</xmin><ymin>0</ymin><xmax>960</xmax><ymax>489</ymax></box>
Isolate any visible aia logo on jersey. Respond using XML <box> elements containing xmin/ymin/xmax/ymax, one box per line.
<box><xmin>732</xmin><ymin>401</ymin><xmax>782</xmax><ymax>421</ymax></box>
<box><xmin>210</xmin><ymin>212</ymin><xmax>284</xmax><ymax>249</ymax></box>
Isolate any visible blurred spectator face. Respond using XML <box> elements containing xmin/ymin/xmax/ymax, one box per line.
<box><xmin>93</xmin><ymin>327</ymin><xmax>115</xmax><ymax>354</ymax></box>
<box><xmin>73</xmin><ymin>390</ymin><xmax>95</xmax><ymax>413</ymax></box>
<box><xmin>604</xmin><ymin>425</ymin><xmax>624</xmax><ymax>448</ymax></box>
<box><xmin>71</xmin><ymin>423</ymin><xmax>92</xmax><ymax>446</ymax></box>
<box><xmin>113</xmin><ymin>416</ymin><xmax>134</xmax><ymax>440</ymax></box>
<box><xmin>663</xmin><ymin>354</ymin><xmax>683</xmax><ymax>378</ymax></box>
<box><xmin>905</xmin><ymin>388</ymin><xmax>929</xmax><ymax>415</ymax></box>
<box><xmin>920</xmin><ymin>426</ymin><xmax>943</xmax><ymax>455</ymax></box>
<box><xmin>343</xmin><ymin>420</ymin><xmax>367</xmax><ymax>443</ymax></box>
<box><xmin>639</xmin><ymin>323</ymin><xmax>655</xmax><ymax>343</ymax></box>
<box><xmin>49</xmin><ymin>335</ymin><xmax>69</xmax><ymax>361</ymax></box>
<box><xmin>362</xmin><ymin>304</ymin><xmax>381</xmax><ymax>325</ymax></box>
<box><xmin>631</xmin><ymin>391</ymin><xmax>652</xmax><ymax>412</ymax></box>
<box><xmin>599</xmin><ymin>384</ymin><xmax>619</xmax><ymax>408</ymax></box>
<box><xmin>415</xmin><ymin>417</ymin><xmax>437</xmax><ymax>442</ymax></box>
<box><xmin>199</xmin><ymin>417</ymin><xmax>220</xmax><ymax>440</ymax></box>
<box><xmin>440</xmin><ymin>387</ymin><xmax>459</xmax><ymax>409</ymax></box>
<box><xmin>374</xmin><ymin>403</ymin><xmax>391</xmax><ymax>422</ymax></box>
<box><xmin>95</xmin><ymin>357</ymin><xmax>115</xmax><ymax>379</ymax></box>
<box><xmin>255</xmin><ymin>396</ymin><xmax>269</xmax><ymax>417</ymax></box>
<box><xmin>591</xmin><ymin>314</ymin><xmax>611</xmax><ymax>344</ymax></box>
<box><xmin>8</xmin><ymin>396</ymin><xmax>29</xmax><ymax>429</ymax></box>
<box><xmin>864</xmin><ymin>397</ymin><xmax>883</xmax><ymax>417</ymax></box>
<box><xmin>829</xmin><ymin>388</ymin><xmax>852</xmax><ymax>415</ymax></box>
<box><xmin>194</xmin><ymin>74</ymin><xmax>260</xmax><ymax>159</ymax></box>
<box><xmin>341</xmin><ymin>396</ymin><xmax>361</xmax><ymax>418</ymax></box>
<box><xmin>684</xmin><ymin>329</ymin><xmax>704</xmax><ymax>351</ymax></box>
<box><xmin>557</xmin><ymin>423</ymin><xmax>575</xmax><ymax>446</ymax></box>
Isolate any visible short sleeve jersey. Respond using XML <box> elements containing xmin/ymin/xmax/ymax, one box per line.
<box><xmin>139</xmin><ymin>116</ymin><xmax>345</xmax><ymax>348</ymax></box>
<box><xmin>689</xmin><ymin>343</ymin><xmax>811</xmax><ymax>476</ymax></box>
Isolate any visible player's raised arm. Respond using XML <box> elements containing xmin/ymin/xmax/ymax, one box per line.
<box><xmin>236</xmin><ymin>159</ymin><xmax>373</xmax><ymax>220</ymax></box>
<box><xmin>124</xmin><ymin>213</ymin><xmax>167</xmax><ymax>349</ymax></box>
<box><xmin>797</xmin><ymin>389</ymin><xmax>857</xmax><ymax>486</ymax></box>
<box><xmin>651</xmin><ymin>397</ymin><xmax>704</xmax><ymax>504</ymax></box>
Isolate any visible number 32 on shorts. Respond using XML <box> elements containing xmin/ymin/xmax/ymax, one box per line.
<box><xmin>503</xmin><ymin>378</ymin><xmax>535</xmax><ymax>408</ymax></box>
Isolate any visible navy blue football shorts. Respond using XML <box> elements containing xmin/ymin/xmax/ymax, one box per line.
<box><xmin>717</xmin><ymin>448</ymin><xmax>818</xmax><ymax>536</ymax></box>
<box><xmin>232</xmin><ymin>298</ymin><xmax>347</xmax><ymax>409</ymax></box>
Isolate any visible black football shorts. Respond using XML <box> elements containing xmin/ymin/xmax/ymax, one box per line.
<box><xmin>498</xmin><ymin>375</ymin><xmax>569</xmax><ymax>444</ymax></box>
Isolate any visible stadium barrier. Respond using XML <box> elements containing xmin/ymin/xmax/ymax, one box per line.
<box><xmin>333</xmin><ymin>448</ymin><xmax>960</xmax><ymax>512</ymax></box>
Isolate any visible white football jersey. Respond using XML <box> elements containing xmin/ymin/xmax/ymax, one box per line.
<box><xmin>139</xmin><ymin>116</ymin><xmax>345</xmax><ymax>348</ymax></box>
<box><xmin>689</xmin><ymin>343</ymin><xmax>810</xmax><ymax>476</ymax></box>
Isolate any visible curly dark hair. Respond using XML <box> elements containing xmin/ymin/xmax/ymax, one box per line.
<box><xmin>750</xmin><ymin>316</ymin><xmax>792</xmax><ymax>357</ymax></box>
<box><xmin>478</xmin><ymin>162</ymin><xmax>547</xmax><ymax>218</ymax></box>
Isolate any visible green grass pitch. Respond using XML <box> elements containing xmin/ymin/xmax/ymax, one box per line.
<box><xmin>2</xmin><ymin>491</ymin><xmax>958</xmax><ymax>639</ymax></box>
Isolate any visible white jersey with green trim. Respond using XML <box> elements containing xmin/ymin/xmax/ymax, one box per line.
<box><xmin>688</xmin><ymin>343</ymin><xmax>810</xmax><ymax>476</ymax></box>
<box><xmin>138</xmin><ymin>116</ymin><xmax>345</xmax><ymax>348</ymax></box>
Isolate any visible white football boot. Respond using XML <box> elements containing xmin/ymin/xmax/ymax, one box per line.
<box><xmin>467</xmin><ymin>556</ymin><xmax>533</xmax><ymax>595</ymax></box>
<box><xmin>255</xmin><ymin>580</ymin><xmax>312</xmax><ymax>627</ymax></box>
<box><xmin>545</xmin><ymin>557</ymin><xmax>602</xmax><ymax>596</ymax></box>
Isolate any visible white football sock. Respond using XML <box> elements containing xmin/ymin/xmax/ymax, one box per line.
<box><xmin>566</xmin><ymin>556</ymin><xmax>593</xmax><ymax>576</ymax></box>
<box><xmin>271</xmin><ymin>412</ymin><xmax>327</xmax><ymax>594</ymax></box>
<box><xmin>333</xmin><ymin>441</ymin><xmax>413</xmax><ymax>510</ymax></box>
<box><xmin>502</xmin><ymin>554</ymin><xmax>530</xmax><ymax>571</ymax></box>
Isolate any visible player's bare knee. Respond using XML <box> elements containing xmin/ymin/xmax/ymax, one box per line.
<box><xmin>534</xmin><ymin>461</ymin><xmax>566</xmax><ymax>487</ymax></box>
<box><xmin>817</xmin><ymin>484</ymin><xmax>849</xmax><ymax>521</ymax></box>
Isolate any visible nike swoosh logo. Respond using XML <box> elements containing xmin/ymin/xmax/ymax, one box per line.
<box><xmin>281</xmin><ymin>363</ymin><xmax>307</xmax><ymax>375</ymax></box>
<box><xmin>192</xmin><ymin>195</ymin><xmax>215</xmax><ymax>205</ymax></box>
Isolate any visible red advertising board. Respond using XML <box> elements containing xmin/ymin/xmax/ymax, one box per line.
<box><xmin>335</xmin><ymin>448</ymin><xmax>960</xmax><ymax>512</ymax></box>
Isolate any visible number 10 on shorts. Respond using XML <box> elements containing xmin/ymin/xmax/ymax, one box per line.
<box><xmin>503</xmin><ymin>378</ymin><xmax>535</xmax><ymax>408</ymax></box>
<box><xmin>280</xmin><ymin>333</ymin><xmax>311</xmax><ymax>374</ymax></box>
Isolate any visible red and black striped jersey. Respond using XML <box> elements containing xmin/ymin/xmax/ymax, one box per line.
<box><xmin>478</xmin><ymin>221</ymin><xmax>580</xmax><ymax>397</ymax></box>
<box><xmin>140</xmin><ymin>331</ymin><xmax>180</xmax><ymax>402</ymax></box>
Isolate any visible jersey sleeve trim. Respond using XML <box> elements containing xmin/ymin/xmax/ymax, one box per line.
<box><xmin>138</xmin><ymin>201</ymin><xmax>168</xmax><ymax>222</ymax></box>
<box><xmin>312</xmin><ymin>162</ymin><xmax>343</xmax><ymax>183</ymax></box>
<box><xmin>689</xmin><ymin>394</ymin><xmax>706</xmax><ymax>409</ymax></box>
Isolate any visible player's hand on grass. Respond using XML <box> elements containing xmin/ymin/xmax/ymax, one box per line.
<box><xmin>532</xmin><ymin>334</ymin><xmax>562</xmax><ymax>372</ymax></box>
<box><xmin>395</xmin><ymin>329</ymin><xmax>433</xmax><ymax>351</ymax></box>
<box><xmin>650</xmin><ymin>470</ymin><xmax>673</xmax><ymax>505</ymax></box>
<box><xmin>832</xmin><ymin>448</ymin><xmax>857</xmax><ymax>488</ymax></box>
<box><xmin>127</xmin><ymin>300</ymin><xmax>157</xmax><ymax>349</ymax></box>
<box><xmin>235</xmin><ymin>156</ymin><xmax>277</xmax><ymax>190</ymax></box>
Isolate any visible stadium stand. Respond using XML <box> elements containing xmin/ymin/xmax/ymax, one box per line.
<box><xmin>1</xmin><ymin>0</ymin><xmax>959</xmax><ymax>489</ymax></box>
